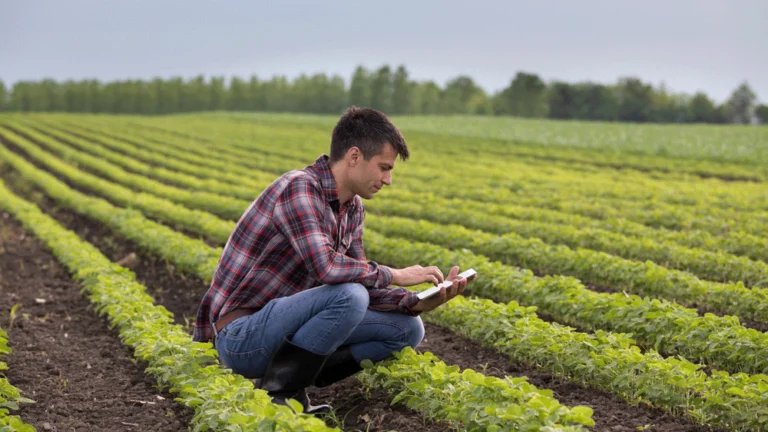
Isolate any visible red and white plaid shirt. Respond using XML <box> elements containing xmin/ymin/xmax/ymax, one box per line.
<box><xmin>193</xmin><ymin>154</ymin><xmax>420</xmax><ymax>342</ymax></box>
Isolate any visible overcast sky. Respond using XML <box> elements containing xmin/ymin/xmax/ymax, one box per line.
<box><xmin>2</xmin><ymin>0</ymin><xmax>766</xmax><ymax>103</ymax></box>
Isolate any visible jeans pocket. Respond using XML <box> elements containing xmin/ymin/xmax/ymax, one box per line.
<box><xmin>225</xmin><ymin>347</ymin><xmax>271</xmax><ymax>378</ymax></box>
<box><xmin>219</xmin><ymin>320</ymin><xmax>271</xmax><ymax>378</ymax></box>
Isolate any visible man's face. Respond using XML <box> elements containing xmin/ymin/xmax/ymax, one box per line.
<box><xmin>350</xmin><ymin>143</ymin><xmax>396</xmax><ymax>199</ymax></box>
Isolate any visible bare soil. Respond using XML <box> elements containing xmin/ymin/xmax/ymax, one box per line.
<box><xmin>0</xmin><ymin>214</ymin><xmax>192</xmax><ymax>432</ymax></box>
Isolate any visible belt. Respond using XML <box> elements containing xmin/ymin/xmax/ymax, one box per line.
<box><xmin>214</xmin><ymin>307</ymin><xmax>261</xmax><ymax>333</ymax></box>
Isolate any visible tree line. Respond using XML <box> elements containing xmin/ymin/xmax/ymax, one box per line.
<box><xmin>1</xmin><ymin>64</ymin><xmax>766</xmax><ymax>124</ymax></box>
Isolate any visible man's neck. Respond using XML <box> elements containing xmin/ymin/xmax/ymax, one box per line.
<box><xmin>331</xmin><ymin>163</ymin><xmax>354</xmax><ymax>206</ymax></box>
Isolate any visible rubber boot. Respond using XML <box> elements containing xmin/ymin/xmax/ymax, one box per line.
<box><xmin>313</xmin><ymin>345</ymin><xmax>363</xmax><ymax>388</ymax></box>
<box><xmin>259</xmin><ymin>335</ymin><xmax>331</xmax><ymax>415</ymax></box>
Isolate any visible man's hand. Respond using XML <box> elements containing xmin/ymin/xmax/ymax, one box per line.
<box><xmin>391</xmin><ymin>265</ymin><xmax>444</xmax><ymax>287</ymax></box>
<box><xmin>411</xmin><ymin>266</ymin><xmax>469</xmax><ymax>313</ymax></box>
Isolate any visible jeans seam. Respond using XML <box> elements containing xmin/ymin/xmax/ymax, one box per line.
<box><xmin>358</xmin><ymin>319</ymin><xmax>410</xmax><ymax>341</ymax></box>
<box><xmin>305</xmin><ymin>293</ymin><xmax>365</xmax><ymax>354</ymax></box>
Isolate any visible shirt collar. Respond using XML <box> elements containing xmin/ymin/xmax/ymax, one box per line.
<box><xmin>311</xmin><ymin>154</ymin><xmax>358</xmax><ymax>212</ymax></box>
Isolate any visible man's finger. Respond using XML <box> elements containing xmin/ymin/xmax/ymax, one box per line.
<box><xmin>458</xmin><ymin>277</ymin><xmax>467</xmax><ymax>294</ymax></box>
<box><xmin>432</xmin><ymin>266</ymin><xmax>445</xmax><ymax>284</ymax></box>
<box><xmin>429</xmin><ymin>267</ymin><xmax>444</xmax><ymax>284</ymax></box>
<box><xmin>447</xmin><ymin>266</ymin><xmax>459</xmax><ymax>281</ymax></box>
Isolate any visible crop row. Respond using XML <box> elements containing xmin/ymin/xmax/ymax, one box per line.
<box><xmin>366</xmin><ymin>216</ymin><xmax>768</xmax><ymax>375</ymax></box>
<box><xmin>34</xmin><ymin>117</ymin><xmax>768</xmax><ymax>237</ymax></box>
<box><xmin>74</xmin><ymin>117</ymin><xmax>768</xmax><ymax>263</ymax></box>
<box><xmin>85</xmin><ymin>114</ymin><xmax>768</xmax><ymax>208</ymax></box>
<box><xmin>3</xmin><ymin>127</ymin><xmax>766</xmax><ymax>376</ymax></box>
<box><xmin>92</xmin><ymin>115</ymin><xmax>768</xmax><ymax>212</ymax></box>
<box><xmin>3</xmin><ymin>144</ymin><xmax>765</xmax><ymax>431</ymax></box>
<box><xmin>6</xmin><ymin>124</ymin><xmax>767</xmax><ymax>328</ymax></box>
<box><xmin>366</xmin><ymin>231</ymin><xmax>768</xmax><ymax>431</ymax></box>
<box><xmin>5</xmin><ymin>125</ymin><xmax>767</xmax><ymax>330</ymax></box>
<box><xmin>0</xmin><ymin>149</ymin><xmax>596</xmax><ymax>432</ymax></box>
<box><xmin>205</xmin><ymin>112</ymin><xmax>768</xmax><ymax>183</ymax></box>
<box><xmin>359</xmin><ymin>348</ymin><xmax>593</xmax><ymax>431</ymax></box>
<box><xmin>10</xmin><ymin>120</ymin><xmax>768</xmax><ymax>285</ymax></box>
<box><xmin>38</xmin><ymin>118</ymin><xmax>768</xmax><ymax>263</ymax></box>
<box><xmin>0</xmin><ymin>328</ymin><xmax>35</xmax><ymax>432</ymax></box>
<box><xmin>362</xmin><ymin>203</ymin><xmax>768</xmax><ymax>322</ymax></box>
<box><xmin>4</xmin><ymin>154</ymin><xmax>765</xmax><ymax>431</ymax></box>
<box><xmin>0</xmin><ymin>180</ymin><xmax>336</xmax><ymax>431</ymax></box>
<box><xmin>6</xmin><ymin>120</ymin><xmax>272</xmax><ymax>203</ymax></box>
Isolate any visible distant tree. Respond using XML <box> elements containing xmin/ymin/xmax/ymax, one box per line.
<box><xmin>323</xmin><ymin>74</ymin><xmax>348</xmax><ymax>114</ymax></box>
<box><xmin>391</xmin><ymin>65</ymin><xmax>412</xmax><ymax>115</ymax></box>
<box><xmin>292</xmin><ymin>73</ymin><xmax>347</xmax><ymax>114</ymax></box>
<box><xmin>348</xmin><ymin>65</ymin><xmax>371</xmax><ymax>108</ymax></box>
<box><xmin>227</xmin><ymin>77</ymin><xmax>249</xmax><ymax>111</ymax></box>
<box><xmin>0</xmin><ymin>80</ymin><xmax>7</xmax><ymax>111</ymax></box>
<box><xmin>547</xmin><ymin>81</ymin><xmax>576</xmax><ymax>119</ymax></box>
<box><xmin>650</xmin><ymin>83</ymin><xmax>690</xmax><ymax>123</ymax></box>
<box><xmin>412</xmin><ymin>81</ymin><xmax>441</xmax><ymax>114</ymax></box>
<box><xmin>248</xmin><ymin>75</ymin><xmax>264</xmax><ymax>110</ymax></box>
<box><xmin>497</xmin><ymin>72</ymin><xmax>548</xmax><ymax>117</ymax></box>
<box><xmin>579</xmin><ymin>83</ymin><xmax>618</xmax><ymax>121</ymax></box>
<box><xmin>162</xmin><ymin>77</ymin><xmax>184</xmax><ymax>113</ymax></box>
<box><xmin>615</xmin><ymin>77</ymin><xmax>654</xmax><ymax>122</ymax></box>
<box><xmin>441</xmin><ymin>76</ymin><xmax>483</xmax><ymax>114</ymax></box>
<box><xmin>209</xmin><ymin>76</ymin><xmax>227</xmax><ymax>111</ymax></box>
<box><xmin>756</xmin><ymin>104</ymin><xmax>768</xmax><ymax>125</ymax></box>
<box><xmin>370</xmin><ymin>65</ymin><xmax>393</xmax><ymax>113</ymax></box>
<box><xmin>727</xmin><ymin>81</ymin><xmax>757</xmax><ymax>124</ymax></box>
<box><xmin>688</xmin><ymin>92</ymin><xmax>717</xmax><ymax>123</ymax></box>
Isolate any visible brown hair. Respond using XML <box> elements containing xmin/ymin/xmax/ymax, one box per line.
<box><xmin>329</xmin><ymin>106</ymin><xmax>409</xmax><ymax>163</ymax></box>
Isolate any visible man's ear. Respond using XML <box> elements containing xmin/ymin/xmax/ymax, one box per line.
<box><xmin>348</xmin><ymin>147</ymin><xmax>361</xmax><ymax>166</ymax></box>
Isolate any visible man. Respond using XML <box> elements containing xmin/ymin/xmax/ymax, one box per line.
<box><xmin>193</xmin><ymin>106</ymin><xmax>470</xmax><ymax>415</ymax></box>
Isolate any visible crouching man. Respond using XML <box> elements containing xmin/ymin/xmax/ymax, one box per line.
<box><xmin>192</xmin><ymin>106</ymin><xmax>470</xmax><ymax>415</ymax></box>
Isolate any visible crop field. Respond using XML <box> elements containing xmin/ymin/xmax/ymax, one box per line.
<box><xmin>1</xmin><ymin>112</ymin><xmax>768</xmax><ymax>431</ymax></box>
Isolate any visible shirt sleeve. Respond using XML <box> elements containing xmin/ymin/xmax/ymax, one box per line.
<box><xmin>367</xmin><ymin>287</ymin><xmax>422</xmax><ymax>316</ymax></box>
<box><xmin>346</xmin><ymin>205</ymin><xmax>422</xmax><ymax>316</ymax></box>
<box><xmin>273</xmin><ymin>177</ymin><xmax>392</xmax><ymax>289</ymax></box>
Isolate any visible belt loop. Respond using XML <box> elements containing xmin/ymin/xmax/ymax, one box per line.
<box><xmin>211</xmin><ymin>318</ymin><xmax>220</xmax><ymax>348</ymax></box>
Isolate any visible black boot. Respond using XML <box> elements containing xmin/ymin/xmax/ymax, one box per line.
<box><xmin>259</xmin><ymin>335</ymin><xmax>331</xmax><ymax>415</ymax></box>
<box><xmin>313</xmin><ymin>345</ymin><xmax>363</xmax><ymax>388</ymax></box>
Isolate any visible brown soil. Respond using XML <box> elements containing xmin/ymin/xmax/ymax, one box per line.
<box><xmin>0</xmin><ymin>214</ymin><xmax>192</xmax><ymax>432</ymax></box>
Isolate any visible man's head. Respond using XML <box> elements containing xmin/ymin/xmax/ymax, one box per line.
<box><xmin>329</xmin><ymin>106</ymin><xmax>409</xmax><ymax>200</ymax></box>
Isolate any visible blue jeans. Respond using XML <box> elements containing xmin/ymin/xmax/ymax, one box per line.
<box><xmin>213</xmin><ymin>282</ymin><xmax>425</xmax><ymax>379</ymax></box>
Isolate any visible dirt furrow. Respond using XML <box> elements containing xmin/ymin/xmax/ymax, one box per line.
<box><xmin>0</xmin><ymin>214</ymin><xmax>191</xmax><ymax>432</ymax></box>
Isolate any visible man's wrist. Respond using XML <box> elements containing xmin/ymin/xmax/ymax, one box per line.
<box><xmin>387</xmin><ymin>267</ymin><xmax>400</xmax><ymax>285</ymax></box>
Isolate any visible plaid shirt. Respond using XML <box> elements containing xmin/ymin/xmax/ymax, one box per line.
<box><xmin>193</xmin><ymin>154</ymin><xmax>421</xmax><ymax>342</ymax></box>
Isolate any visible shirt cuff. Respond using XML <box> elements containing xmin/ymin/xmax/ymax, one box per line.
<box><xmin>401</xmin><ymin>290</ymin><xmax>422</xmax><ymax>316</ymax></box>
<box><xmin>375</xmin><ymin>263</ymin><xmax>394</xmax><ymax>289</ymax></box>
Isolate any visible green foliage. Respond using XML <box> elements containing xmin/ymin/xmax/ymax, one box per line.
<box><xmin>0</xmin><ymin>174</ymin><xmax>601</xmax><ymax>432</ymax></box>
<box><xmin>3</xmin><ymin>66</ymin><xmax>755</xmax><ymax>126</ymax></box>
<box><xmin>0</xmin><ymin>134</ymin><xmax>222</xmax><ymax>283</ymax></box>
<box><xmin>358</xmin><ymin>347</ymin><xmax>593</xmax><ymax>431</ymax></box>
<box><xmin>727</xmin><ymin>82</ymin><xmax>757</xmax><ymax>125</ymax></box>
<box><xmin>0</xmin><ymin>328</ymin><xmax>36</xmax><ymax>431</ymax></box>
<box><xmin>496</xmin><ymin>72</ymin><xmax>548</xmax><ymax>117</ymax></box>
<box><xmin>417</xmin><ymin>293</ymin><xmax>768</xmax><ymax>431</ymax></box>
<box><xmin>756</xmin><ymin>104</ymin><xmax>768</xmax><ymax>125</ymax></box>
<box><xmin>364</xmin><ymin>225</ymin><xmax>768</xmax><ymax>375</ymax></box>
<box><xmin>0</xmin><ymin>182</ymin><xmax>337</xmax><ymax>431</ymax></box>
<box><xmin>6</xmin><ymin>112</ymin><xmax>768</xmax><ymax>430</ymax></box>
<box><xmin>0</xmin><ymin>81</ymin><xmax>7</xmax><ymax>112</ymax></box>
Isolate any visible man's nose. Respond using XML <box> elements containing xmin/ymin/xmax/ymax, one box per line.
<box><xmin>382</xmin><ymin>172</ymin><xmax>392</xmax><ymax>185</ymax></box>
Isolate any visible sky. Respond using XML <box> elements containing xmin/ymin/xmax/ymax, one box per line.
<box><xmin>2</xmin><ymin>0</ymin><xmax>766</xmax><ymax>104</ymax></box>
